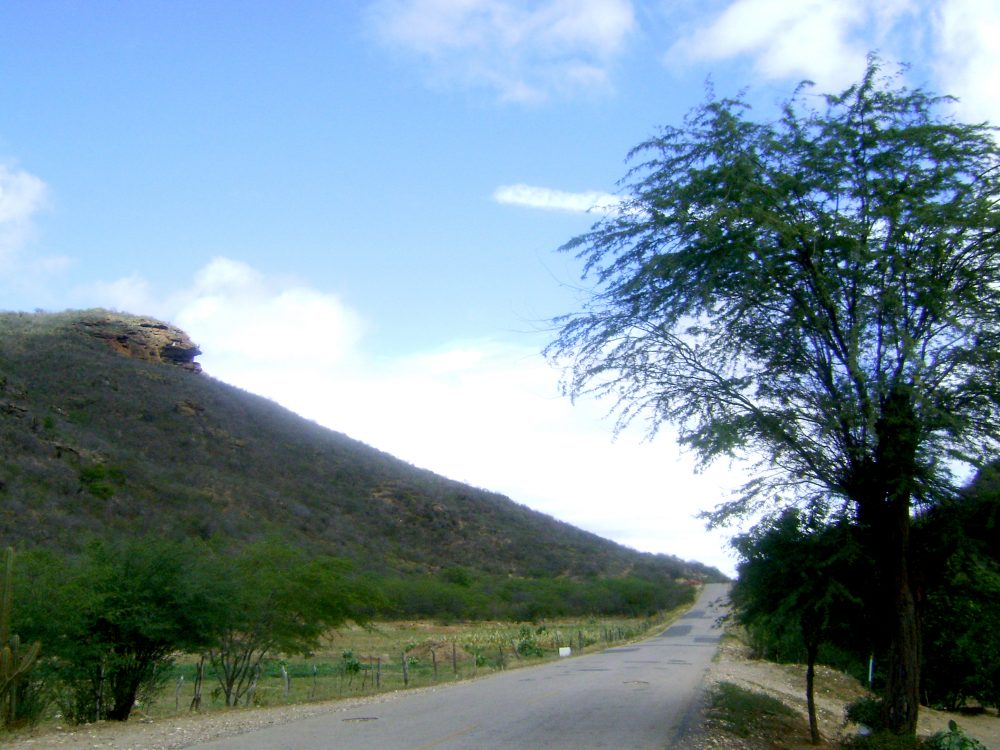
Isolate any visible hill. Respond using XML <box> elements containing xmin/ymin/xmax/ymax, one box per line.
<box><xmin>0</xmin><ymin>309</ymin><xmax>724</xmax><ymax>581</ymax></box>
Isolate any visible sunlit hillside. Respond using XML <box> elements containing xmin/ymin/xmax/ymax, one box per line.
<box><xmin>0</xmin><ymin>309</ymin><xmax>725</xmax><ymax>582</ymax></box>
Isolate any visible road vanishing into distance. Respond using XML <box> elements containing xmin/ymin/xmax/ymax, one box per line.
<box><xmin>189</xmin><ymin>583</ymin><xmax>729</xmax><ymax>750</ymax></box>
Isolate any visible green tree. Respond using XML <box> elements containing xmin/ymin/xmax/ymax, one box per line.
<box><xmin>916</xmin><ymin>465</ymin><xmax>1000</xmax><ymax>710</ymax></box>
<box><xmin>548</xmin><ymin>59</ymin><xmax>1000</xmax><ymax>735</ymax></box>
<box><xmin>17</xmin><ymin>538</ymin><xmax>215</xmax><ymax>722</ymax></box>
<box><xmin>203</xmin><ymin>541</ymin><xmax>373</xmax><ymax>707</ymax></box>
<box><xmin>0</xmin><ymin>548</ymin><xmax>42</xmax><ymax>729</ymax></box>
<box><xmin>731</xmin><ymin>512</ymin><xmax>867</xmax><ymax>744</ymax></box>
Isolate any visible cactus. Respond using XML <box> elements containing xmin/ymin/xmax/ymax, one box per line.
<box><xmin>0</xmin><ymin>547</ymin><xmax>41</xmax><ymax>728</ymax></box>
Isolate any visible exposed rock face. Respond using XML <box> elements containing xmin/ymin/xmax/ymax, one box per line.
<box><xmin>77</xmin><ymin>313</ymin><xmax>202</xmax><ymax>372</ymax></box>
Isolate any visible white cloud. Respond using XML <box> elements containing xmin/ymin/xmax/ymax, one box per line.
<box><xmin>192</xmin><ymin>256</ymin><xmax>263</xmax><ymax>292</ymax></box>
<box><xmin>369</xmin><ymin>0</ymin><xmax>636</xmax><ymax>102</ymax></box>
<box><xmin>81</xmin><ymin>257</ymin><xmax>366</xmax><ymax>374</ymax></box>
<box><xmin>28</xmin><ymin>254</ymin><xmax>73</xmax><ymax>274</ymax></box>
<box><xmin>173</xmin><ymin>258</ymin><xmax>365</xmax><ymax>371</ymax></box>
<box><xmin>265</xmin><ymin>331</ymin><xmax>741</xmax><ymax>574</ymax></box>
<box><xmin>0</xmin><ymin>167</ymin><xmax>47</xmax><ymax>224</ymax></box>
<box><xmin>0</xmin><ymin>163</ymin><xmax>75</xmax><ymax>305</ymax></box>
<box><xmin>667</xmin><ymin>0</ymin><xmax>886</xmax><ymax>91</ymax></box>
<box><xmin>111</xmin><ymin>257</ymin><xmax>737</xmax><ymax>574</ymax></box>
<box><xmin>931</xmin><ymin>0</ymin><xmax>1000</xmax><ymax>124</ymax></box>
<box><xmin>83</xmin><ymin>273</ymin><xmax>155</xmax><ymax>315</ymax></box>
<box><xmin>73</xmin><ymin>257</ymin><xmax>739</xmax><ymax>574</ymax></box>
<box><xmin>494</xmin><ymin>183</ymin><xmax>622</xmax><ymax>213</ymax></box>
<box><xmin>665</xmin><ymin>0</ymin><xmax>999</xmax><ymax>126</ymax></box>
<box><xmin>0</xmin><ymin>164</ymin><xmax>49</xmax><ymax>266</ymax></box>
<box><xmin>537</xmin><ymin>0</ymin><xmax>636</xmax><ymax>57</ymax></box>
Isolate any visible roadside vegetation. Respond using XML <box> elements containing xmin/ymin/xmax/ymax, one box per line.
<box><xmin>0</xmin><ymin>308</ymin><xmax>716</xmax><ymax>733</ymax></box>
<box><xmin>0</xmin><ymin>537</ymin><xmax>695</xmax><ymax>732</ymax></box>
<box><xmin>701</xmin><ymin>629</ymin><xmax>998</xmax><ymax>750</ymax></box>
<box><xmin>154</xmin><ymin>611</ymin><xmax>676</xmax><ymax>718</ymax></box>
<box><xmin>707</xmin><ymin>681</ymin><xmax>799</xmax><ymax>739</ymax></box>
<box><xmin>727</xmin><ymin>462</ymin><xmax>1000</xmax><ymax>749</ymax></box>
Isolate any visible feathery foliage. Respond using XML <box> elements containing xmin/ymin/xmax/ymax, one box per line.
<box><xmin>549</xmin><ymin>57</ymin><xmax>1000</xmax><ymax>734</ymax></box>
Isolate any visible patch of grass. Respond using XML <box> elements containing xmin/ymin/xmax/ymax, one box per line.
<box><xmin>708</xmin><ymin>681</ymin><xmax>798</xmax><ymax>738</ymax></box>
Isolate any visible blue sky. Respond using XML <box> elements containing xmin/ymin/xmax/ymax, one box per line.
<box><xmin>2</xmin><ymin>1</ymin><xmax>997</xmax><ymax>575</ymax></box>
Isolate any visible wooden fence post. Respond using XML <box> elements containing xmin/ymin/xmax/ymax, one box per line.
<box><xmin>96</xmin><ymin>662</ymin><xmax>104</xmax><ymax>720</ymax></box>
<box><xmin>246</xmin><ymin>664</ymin><xmax>260</xmax><ymax>705</ymax></box>
<box><xmin>402</xmin><ymin>653</ymin><xmax>409</xmax><ymax>686</ymax></box>
<box><xmin>190</xmin><ymin>657</ymin><xmax>204</xmax><ymax>712</ymax></box>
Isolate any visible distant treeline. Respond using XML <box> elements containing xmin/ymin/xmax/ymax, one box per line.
<box><xmin>2</xmin><ymin>537</ymin><xmax>695</xmax><ymax>727</ymax></box>
<box><xmin>374</xmin><ymin>564</ymin><xmax>696</xmax><ymax>622</ymax></box>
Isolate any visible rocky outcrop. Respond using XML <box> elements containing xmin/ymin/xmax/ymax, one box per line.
<box><xmin>77</xmin><ymin>313</ymin><xmax>202</xmax><ymax>372</ymax></box>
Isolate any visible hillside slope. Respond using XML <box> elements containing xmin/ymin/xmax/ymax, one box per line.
<box><xmin>0</xmin><ymin>310</ymin><xmax>723</xmax><ymax>580</ymax></box>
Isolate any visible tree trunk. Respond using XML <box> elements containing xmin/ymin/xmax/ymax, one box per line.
<box><xmin>805</xmin><ymin>638</ymin><xmax>821</xmax><ymax>745</ymax></box>
<box><xmin>855</xmin><ymin>502</ymin><xmax>920</xmax><ymax>735</ymax></box>
<box><xmin>881</xmin><ymin>494</ymin><xmax>920</xmax><ymax>735</ymax></box>
<box><xmin>853</xmin><ymin>385</ymin><xmax>922</xmax><ymax>736</ymax></box>
<box><xmin>190</xmin><ymin>656</ymin><xmax>204</xmax><ymax>711</ymax></box>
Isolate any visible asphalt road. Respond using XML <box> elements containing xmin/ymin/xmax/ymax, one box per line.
<box><xmin>187</xmin><ymin>583</ymin><xmax>729</xmax><ymax>750</ymax></box>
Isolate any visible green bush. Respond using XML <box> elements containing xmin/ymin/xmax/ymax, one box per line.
<box><xmin>845</xmin><ymin>697</ymin><xmax>886</xmax><ymax>731</ymax></box>
<box><xmin>198</xmin><ymin>541</ymin><xmax>375</xmax><ymax>707</ymax></box>
<box><xmin>515</xmin><ymin>626</ymin><xmax>545</xmax><ymax>657</ymax></box>
<box><xmin>915</xmin><ymin>479</ymin><xmax>1000</xmax><ymax>711</ymax></box>
<box><xmin>4</xmin><ymin>672</ymin><xmax>50</xmax><ymax>729</ymax></box>
<box><xmin>839</xmin><ymin>718</ymin><xmax>988</xmax><ymax>750</ymax></box>
<box><xmin>0</xmin><ymin>547</ymin><xmax>44</xmax><ymax>730</ymax></box>
<box><xmin>341</xmin><ymin>651</ymin><xmax>362</xmax><ymax>675</ymax></box>
<box><xmin>925</xmin><ymin>721</ymin><xmax>988</xmax><ymax>750</ymax></box>
<box><xmin>78</xmin><ymin>464</ymin><xmax>126</xmax><ymax>499</ymax></box>
<box><xmin>16</xmin><ymin>539</ymin><xmax>219</xmax><ymax>723</ymax></box>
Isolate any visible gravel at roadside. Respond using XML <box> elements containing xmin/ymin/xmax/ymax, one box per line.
<box><xmin>2</xmin><ymin>690</ymin><xmax>424</xmax><ymax>750</ymax></box>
